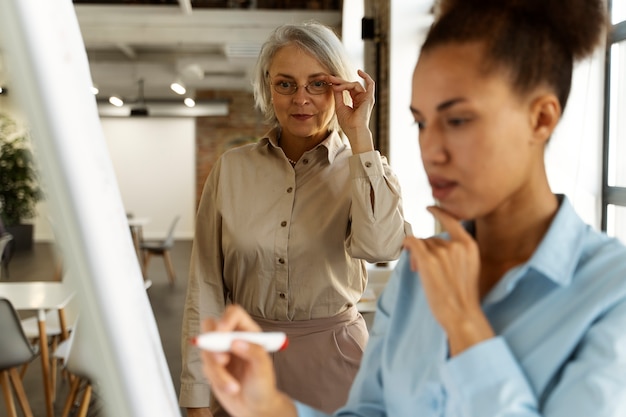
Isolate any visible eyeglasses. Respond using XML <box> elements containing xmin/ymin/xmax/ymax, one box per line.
<box><xmin>271</xmin><ymin>79</ymin><xmax>332</xmax><ymax>95</ymax></box>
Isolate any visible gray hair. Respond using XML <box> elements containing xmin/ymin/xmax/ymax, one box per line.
<box><xmin>252</xmin><ymin>21</ymin><xmax>357</xmax><ymax>130</ymax></box>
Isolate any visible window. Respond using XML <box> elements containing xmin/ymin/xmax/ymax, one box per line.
<box><xmin>602</xmin><ymin>2</ymin><xmax>626</xmax><ymax>240</ymax></box>
<box><xmin>606</xmin><ymin>204</ymin><xmax>626</xmax><ymax>242</ymax></box>
<box><xmin>612</xmin><ymin>0</ymin><xmax>626</xmax><ymax>24</ymax></box>
<box><xmin>606</xmin><ymin>40</ymin><xmax>626</xmax><ymax>188</ymax></box>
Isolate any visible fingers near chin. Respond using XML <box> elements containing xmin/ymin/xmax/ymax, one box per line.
<box><xmin>426</xmin><ymin>206</ymin><xmax>469</xmax><ymax>242</ymax></box>
<box><xmin>402</xmin><ymin>237</ymin><xmax>423</xmax><ymax>271</ymax></box>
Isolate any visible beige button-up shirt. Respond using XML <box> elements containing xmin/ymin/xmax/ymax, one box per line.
<box><xmin>180</xmin><ymin>129</ymin><xmax>411</xmax><ymax>407</ymax></box>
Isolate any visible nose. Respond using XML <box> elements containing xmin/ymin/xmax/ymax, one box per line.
<box><xmin>419</xmin><ymin>126</ymin><xmax>448</xmax><ymax>165</ymax></box>
<box><xmin>291</xmin><ymin>85</ymin><xmax>310</xmax><ymax>105</ymax></box>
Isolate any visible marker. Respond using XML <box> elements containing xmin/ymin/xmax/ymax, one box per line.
<box><xmin>191</xmin><ymin>331</ymin><xmax>288</xmax><ymax>353</ymax></box>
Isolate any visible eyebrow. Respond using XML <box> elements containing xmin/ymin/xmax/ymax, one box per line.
<box><xmin>271</xmin><ymin>72</ymin><xmax>328</xmax><ymax>80</ymax></box>
<box><xmin>410</xmin><ymin>97</ymin><xmax>468</xmax><ymax>117</ymax></box>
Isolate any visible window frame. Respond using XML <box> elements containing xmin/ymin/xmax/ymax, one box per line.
<box><xmin>601</xmin><ymin>1</ymin><xmax>626</xmax><ymax>231</ymax></box>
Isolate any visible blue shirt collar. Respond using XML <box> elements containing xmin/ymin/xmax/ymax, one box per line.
<box><xmin>483</xmin><ymin>195</ymin><xmax>588</xmax><ymax>304</ymax></box>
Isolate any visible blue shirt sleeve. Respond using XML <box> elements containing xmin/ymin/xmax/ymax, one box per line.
<box><xmin>441</xmin><ymin>300</ymin><xmax>626</xmax><ymax>417</ymax></box>
<box><xmin>295</xmin><ymin>401</ymin><xmax>332</xmax><ymax>417</ymax></box>
<box><xmin>442</xmin><ymin>337</ymin><xmax>537</xmax><ymax>415</ymax></box>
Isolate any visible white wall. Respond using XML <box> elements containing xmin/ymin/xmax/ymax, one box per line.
<box><xmin>389</xmin><ymin>4</ymin><xmax>435</xmax><ymax>238</ymax></box>
<box><xmin>34</xmin><ymin>117</ymin><xmax>196</xmax><ymax>241</ymax></box>
<box><xmin>389</xmin><ymin>5</ymin><xmax>606</xmax><ymax>237</ymax></box>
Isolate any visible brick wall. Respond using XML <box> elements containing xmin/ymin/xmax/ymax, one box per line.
<box><xmin>194</xmin><ymin>90</ymin><xmax>270</xmax><ymax>207</ymax></box>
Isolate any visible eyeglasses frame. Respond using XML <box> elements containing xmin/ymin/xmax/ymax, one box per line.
<box><xmin>270</xmin><ymin>79</ymin><xmax>333</xmax><ymax>96</ymax></box>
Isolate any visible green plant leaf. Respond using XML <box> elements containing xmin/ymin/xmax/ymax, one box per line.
<box><xmin>0</xmin><ymin>113</ymin><xmax>43</xmax><ymax>226</ymax></box>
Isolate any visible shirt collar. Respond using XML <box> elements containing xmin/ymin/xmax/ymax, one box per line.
<box><xmin>263</xmin><ymin>128</ymin><xmax>280</xmax><ymax>147</ymax></box>
<box><xmin>261</xmin><ymin>128</ymin><xmax>347</xmax><ymax>164</ymax></box>
<box><xmin>323</xmin><ymin>131</ymin><xmax>348</xmax><ymax>164</ymax></box>
<box><xmin>479</xmin><ymin>195</ymin><xmax>588</xmax><ymax>303</ymax></box>
<box><xmin>524</xmin><ymin>194</ymin><xmax>587</xmax><ymax>286</ymax></box>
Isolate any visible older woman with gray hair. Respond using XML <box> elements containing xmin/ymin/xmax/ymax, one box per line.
<box><xmin>180</xmin><ymin>21</ymin><xmax>411</xmax><ymax>417</ymax></box>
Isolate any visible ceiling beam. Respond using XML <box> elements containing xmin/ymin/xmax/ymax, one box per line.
<box><xmin>70</xmin><ymin>4</ymin><xmax>342</xmax><ymax>100</ymax></box>
<box><xmin>115</xmin><ymin>43</ymin><xmax>137</xmax><ymax>59</ymax></box>
<box><xmin>75</xmin><ymin>6</ymin><xmax>341</xmax><ymax>29</ymax></box>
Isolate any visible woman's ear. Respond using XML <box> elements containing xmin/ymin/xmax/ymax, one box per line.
<box><xmin>529</xmin><ymin>93</ymin><xmax>561</xmax><ymax>143</ymax></box>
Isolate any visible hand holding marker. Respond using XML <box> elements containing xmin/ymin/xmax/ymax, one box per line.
<box><xmin>192</xmin><ymin>331</ymin><xmax>288</xmax><ymax>353</ymax></box>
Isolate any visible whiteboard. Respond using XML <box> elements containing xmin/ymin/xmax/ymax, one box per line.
<box><xmin>0</xmin><ymin>1</ymin><xmax>181</xmax><ymax>416</ymax></box>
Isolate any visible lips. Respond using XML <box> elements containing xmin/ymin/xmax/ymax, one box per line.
<box><xmin>428</xmin><ymin>176</ymin><xmax>457</xmax><ymax>201</ymax></box>
<box><xmin>291</xmin><ymin>114</ymin><xmax>313</xmax><ymax>121</ymax></box>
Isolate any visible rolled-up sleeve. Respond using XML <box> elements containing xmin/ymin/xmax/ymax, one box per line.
<box><xmin>347</xmin><ymin>151</ymin><xmax>411</xmax><ymax>262</ymax></box>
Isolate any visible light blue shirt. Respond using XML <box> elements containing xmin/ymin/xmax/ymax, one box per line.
<box><xmin>296</xmin><ymin>195</ymin><xmax>626</xmax><ymax>416</ymax></box>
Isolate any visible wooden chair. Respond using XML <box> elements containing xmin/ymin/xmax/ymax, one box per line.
<box><xmin>0</xmin><ymin>297</ymin><xmax>38</xmax><ymax>417</ymax></box>
<box><xmin>56</xmin><ymin>274</ymin><xmax>150</xmax><ymax>417</ymax></box>
<box><xmin>140</xmin><ymin>215</ymin><xmax>180</xmax><ymax>286</ymax></box>
<box><xmin>20</xmin><ymin>294</ymin><xmax>80</xmax><ymax>397</ymax></box>
<box><xmin>56</xmin><ymin>318</ymin><xmax>94</xmax><ymax>417</ymax></box>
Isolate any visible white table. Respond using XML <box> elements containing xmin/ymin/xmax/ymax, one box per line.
<box><xmin>127</xmin><ymin>217</ymin><xmax>150</xmax><ymax>278</ymax></box>
<box><xmin>0</xmin><ymin>281</ymin><xmax>75</xmax><ymax>417</ymax></box>
<box><xmin>357</xmin><ymin>263</ymin><xmax>394</xmax><ymax>313</ymax></box>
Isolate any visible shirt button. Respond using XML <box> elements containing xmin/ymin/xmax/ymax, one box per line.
<box><xmin>286</xmin><ymin>187</ymin><xmax>293</xmax><ymax>193</ymax></box>
<box><xmin>279</xmin><ymin>293</ymin><xmax>286</xmax><ymax>299</ymax></box>
<box><xmin>278</xmin><ymin>258</ymin><xmax>285</xmax><ymax>264</ymax></box>
<box><xmin>364</xmin><ymin>161</ymin><xmax>372</xmax><ymax>168</ymax></box>
<box><xmin>302</xmin><ymin>159</ymin><xmax>309</xmax><ymax>164</ymax></box>
<box><xmin>281</xmin><ymin>221</ymin><xmax>287</xmax><ymax>227</ymax></box>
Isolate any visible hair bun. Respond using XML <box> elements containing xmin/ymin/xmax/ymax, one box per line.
<box><xmin>435</xmin><ymin>0</ymin><xmax>608</xmax><ymax>60</ymax></box>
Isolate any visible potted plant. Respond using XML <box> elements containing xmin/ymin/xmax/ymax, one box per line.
<box><xmin>0</xmin><ymin>113</ymin><xmax>43</xmax><ymax>251</ymax></box>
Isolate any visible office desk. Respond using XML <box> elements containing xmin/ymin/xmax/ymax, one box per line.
<box><xmin>0</xmin><ymin>281</ymin><xmax>75</xmax><ymax>417</ymax></box>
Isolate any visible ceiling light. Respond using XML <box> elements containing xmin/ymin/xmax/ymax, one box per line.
<box><xmin>184</xmin><ymin>97</ymin><xmax>196</xmax><ymax>108</ymax></box>
<box><xmin>91</xmin><ymin>85</ymin><xmax>99</xmax><ymax>95</ymax></box>
<box><xmin>130</xmin><ymin>107</ymin><xmax>149</xmax><ymax>117</ymax></box>
<box><xmin>170</xmin><ymin>80</ymin><xmax>186</xmax><ymax>95</ymax></box>
<box><xmin>130</xmin><ymin>79</ymin><xmax>149</xmax><ymax>117</ymax></box>
<box><xmin>109</xmin><ymin>96</ymin><xmax>124</xmax><ymax>107</ymax></box>
<box><xmin>0</xmin><ymin>86</ymin><xmax>5</xmax><ymax>95</ymax></box>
